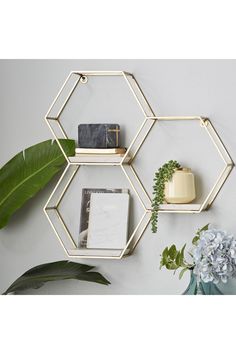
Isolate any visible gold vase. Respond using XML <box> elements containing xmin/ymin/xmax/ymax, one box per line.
<box><xmin>164</xmin><ymin>168</ymin><xmax>196</xmax><ymax>204</ymax></box>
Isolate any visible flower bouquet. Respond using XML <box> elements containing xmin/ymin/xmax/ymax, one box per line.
<box><xmin>160</xmin><ymin>224</ymin><xmax>236</xmax><ymax>294</ymax></box>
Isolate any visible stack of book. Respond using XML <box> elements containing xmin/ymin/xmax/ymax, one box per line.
<box><xmin>70</xmin><ymin>148</ymin><xmax>128</xmax><ymax>163</ymax></box>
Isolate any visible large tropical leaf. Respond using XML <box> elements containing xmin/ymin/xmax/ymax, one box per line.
<box><xmin>0</xmin><ymin>139</ymin><xmax>75</xmax><ymax>229</ymax></box>
<box><xmin>3</xmin><ymin>261</ymin><xmax>110</xmax><ymax>294</ymax></box>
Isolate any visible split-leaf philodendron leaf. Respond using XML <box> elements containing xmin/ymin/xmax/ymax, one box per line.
<box><xmin>0</xmin><ymin>139</ymin><xmax>75</xmax><ymax>229</ymax></box>
<box><xmin>2</xmin><ymin>261</ymin><xmax>110</xmax><ymax>294</ymax></box>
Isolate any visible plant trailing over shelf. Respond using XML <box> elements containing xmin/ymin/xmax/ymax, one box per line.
<box><xmin>2</xmin><ymin>260</ymin><xmax>110</xmax><ymax>295</ymax></box>
<box><xmin>0</xmin><ymin>139</ymin><xmax>75</xmax><ymax>229</ymax></box>
<box><xmin>151</xmin><ymin>160</ymin><xmax>180</xmax><ymax>233</ymax></box>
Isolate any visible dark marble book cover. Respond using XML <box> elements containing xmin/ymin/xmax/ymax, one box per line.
<box><xmin>78</xmin><ymin>124</ymin><xmax>120</xmax><ymax>148</ymax></box>
<box><xmin>79</xmin><ymin>188</ymin><xmax>128</xmax><ymax>248</ymax></box>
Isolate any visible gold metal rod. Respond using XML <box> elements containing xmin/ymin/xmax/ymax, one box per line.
<box><xmin>151</xmin><ymin>116</ymin><xmax>203</xmax><ymax>121</ymax></box>
<box><xmin>120</xmin><ymin>118</ymin><xmax>147</xmax><ymax>164</ymax></box>
<box><xmin>44</xmin><ymin>163</ymin><xmax>71</xmax><ymax>210</ymax></box>
<box><xmin>44</xmin><ymin>119</ymin><xmax>69</xmax><ymax>161</ymax></box>
<box><xmin>203</xmin><ymin>119</ymin><xmax>234</xmax><ymax>165</ymax></box>
<box><xmin>120</xmin><ymin>165</ymin><xmax>147</xmax><ymax>211</ymax></box>
<box><xmin>44</xmin><ymin>209</ymin><xmax>70</xmax><ymax>256</ymax></box>
<box><xmin>123</xmin><ymin>71</ymin><xmax>133</xmax><ymax>76</ymax></box>
<box><xmin>44</xmin><ymin>72</ymin><xmax>73</xmax><ymax>119</ymax></box>
<box><xmin>44</xmin><ymin>206</ymin><xmax>57</xmax><ymax>210</ymax></box>
<box><xmin>122</xmin><ymin>72</ymin><xmax>155</xmax><ymax>118</ymax></box>
<box><xmin>200</xmin><ymin>165</ymin><xmax>233</xmax><ymax>211</ymax></box>
<box><xmin>57</xmin><ymin>120</ymin><xmax>68</xmax><ymax>139</ymax></box>
<box><xmin>206</xmin><ymin>166</ymin><xmax>233</xmax><ymax>208</ymax></box>
<box><xmin>46</xmin><ymin>117</ymin><xmax>58</xmax><ymax>120</ymax></box>
<box><xmin>120</xmin><ymin>212</ymin><xmax>147</xmax><ymax>257</ymax></box>
<box><xmin>203</xmin><ymin>122</ymin><xmax>227</xmax><ymax>163</ymax></box>
<box><xmin>199</xmin><ymin>166</ymin><xmax>228</xmax><ymax>211</ymax></box>
<box><xmin>56</xmin><ymin>166</ymin><xmax>80</xmax><ymax>208</ymax></box>
<box><xmin>130</xmin><ymin>164</ymin><xmax>152</xmax><ymax>205</ymax></box>
<box><xmin>127</xmin><ymin>213</ymin><xmax>151</xmax><ymax>254</ymax></box>
<box><xmin>131</xmin><ymin>75</ymin><xmax>156</xmax><ymax>116</ymax></box>
<box><xmin>130</xmin><ymin>119</ymin><xmax>156</xmax><ymax>162</ymax></box>
<box><xmin>56</xmin><ymin>209</ymin><xmax>77</xmax><ymax>248</ymax></box>
<box><xmin>57</xmin><ymin>75</ymin><xmax>81</xmax><ymax>118</ymax></box>
<box><xmin>71</xmin><ymin>71</ymin><xmax>125</xmax><ymax>76</ymax></box>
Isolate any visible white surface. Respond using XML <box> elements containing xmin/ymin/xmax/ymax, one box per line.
<box><xmin>68</xmin><ymin>248</ymin><xmax>123</xmax><ymax>257</ymax></box>
<box><xmin>75</xmin><ymin>148</ymin><xmax>126</xmax><ymax>154</ymax></box>
<box><xmin>69</xmin><ymin>154</ymin><xmax>128</xmax><ymax>164</ymax></box>
<box><xmin>87</xmin><ymin>193</ymin><xmax>129</xmax><ymax>249</ymax></box>
<box><xmin>159</xmin><ymin>204</ymin><xmax>200</xmax><ymax>211</ymax></box>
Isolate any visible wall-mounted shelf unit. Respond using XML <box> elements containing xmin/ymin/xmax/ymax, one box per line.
<box><xmin>44</xmin><ymin>71</ymin><xmax>154</xmax><ymax>259</ymax></box>
<box><xmin>123</xmin><ymin>116</ymin><xmax>234</xmax><ymax>214</ymax></box>
<box><xmin>43</xmin><ymin>71</ymin><xmax>234</xmax><ymax>259</ymax></box>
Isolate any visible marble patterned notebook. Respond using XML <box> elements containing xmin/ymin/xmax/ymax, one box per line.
<box><xmin>79</xmin><ymin>188</ymin><xmax>128</xmax><ymax>248</ymax></box>
<box><xmin>78</xmin><ymin>124</ymin><xmax>120</xmax><ymax>148</ymax></box>
<box><xmin>87</xmin><ymin>193</ymin><xmax>130</xmax><ymax>249</ymax></box>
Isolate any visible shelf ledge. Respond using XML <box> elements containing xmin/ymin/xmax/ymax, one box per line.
<box><xmin>148</xmin><ymin>204</ymin><xmax>201</xmax><ymax>213</ymax></box>
<box><xmin>68</xmin><ymin>155</ymin><xmax>131</xmax><ymax>165</ymax></box>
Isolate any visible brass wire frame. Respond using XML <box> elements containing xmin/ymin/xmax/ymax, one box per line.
<box><xmin>44</xmin><ymin>71</ymin><xmax>234</xmax><ymax>259</ymax></box>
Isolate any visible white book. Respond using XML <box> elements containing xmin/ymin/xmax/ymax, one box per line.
<box><xmin>69</xmin><ymin>154</ymin><xmax>129</xmax><ymax>164</ymax></box>
<box><xmin>87</xmin><ymin>193</ymin><xmax>130</xmax><ymax>249</ymax></box>
<box><xmin>75</xmin><ymin>148</ymin><xmax>126</xmax><ymax>154</ymax></box>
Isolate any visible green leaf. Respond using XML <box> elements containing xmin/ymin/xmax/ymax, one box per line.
<box><xmin>151</xmin><ymin>160</ymin><xmax>180</xmax><ymax>233</ymax></box>
<box><xmin>2</xmin><ymin>261</ymin><xmax>110</xmax><ymax>294</ymax></box>
<box><xmin>196</xmin><ymin>223</ymin><xmax>210</xmax><ymax>236</ymax></box>
<box><xmin>169</xmin><ymin>245</ymin><xmax>177</xmax><ymax>260</ymax></box>
<box><xmin>192</xmin><ymin>235</ymin><xmax>199</xmax><ymax>245</ymax></box>
<box><xmin>192</xmin><ymin>224</ymin><xmax>209</xmax><ymax>245</ymax></box>
<box><xmin>179</xmin><ymin>268</ymin><xmax>188</xmax><ymax>280</ymax></box>
<box><xmin>160</xmin><ymin>247</ymin><xmax>169</xmax><ymax>268</ymax></box>
<box><xmin>175</xmin><ymin>251</ymin><xmax>181</xmax><ymax>266</ymax></box>
<box><xmin>166</xmin><ymin>262</ymin><xmax>178</xmax><ymax>270</ymax></box>
<box><xmin>162</xmin><ymin>246</ymin><xmax>169</xmax><ymax>259</ymax></box>
<box><xmin>180</xmin><ymin>244</ymin><xmax>186</xmax><ymax>265</ymax></box>
<box><xmin>0</xmin><ymin>139</ymin><xmax>75</xmax><ymax>229</ymax></box>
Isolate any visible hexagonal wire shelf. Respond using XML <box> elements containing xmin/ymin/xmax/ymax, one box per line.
<box><xmin>44</xmin><ymin>71</ymin><xmax>234</xmax><ymax>259</ymax></box>
<box><xmin>44</xmin><ymin>71</ymin><xmax>155</xmax><ymax>259</ymax></box>
<box><xmin>123</xmin><ymin>116</ymin><xmax>234</xmax><ymax>213</ymax></box>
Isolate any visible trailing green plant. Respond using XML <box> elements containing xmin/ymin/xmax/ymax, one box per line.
<box><xmin>151</xmin><ymin>160</ymin><xmax>180</xmax><ymax>233</ymax></box>
<box><xmin>0</xmin><ymin>139</ymin><xmax>75</xmax><ymax>229</ymax></box>
<box><xmin>160</xmin><ymin>224</ymin><xmax>209</xmax><ymax>279</ymax></box>
<box><xmin>2</xmin><ymin>260</ymin><xmax>110</xmax><ymax>295</ymax></box>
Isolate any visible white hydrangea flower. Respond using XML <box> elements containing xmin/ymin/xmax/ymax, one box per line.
<box><xmin>192</xmin><ymin>229</ymin><xmax>236</xmax><ymax>284</ymax></box>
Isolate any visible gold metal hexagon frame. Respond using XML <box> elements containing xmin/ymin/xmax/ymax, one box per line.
<box><xmin>44</xmin><ymin>71</ymin><xmax>154</xmax><ymax>259</ymax></box>
<box><xmin>44</xmin><ymin>71</ymin><xmax>155</xmax><ymax>164</ymax></box>
<box><xmin>126</xmin><ymin>116</ymin><xmax>234</xmax><ymax>213</ymax></box>
<box><xmin>44</xmin><ymin>163</ymin><xmax>150</xmax><ymax>259</ymax></box>
<box><xmin>44</xmin><ymin>71</ymin><xmax>234</xmax><ymax>259</ymax></box>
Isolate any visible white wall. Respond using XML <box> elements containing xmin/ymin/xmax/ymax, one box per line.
<box><xmin>0</xmin><ymin>59</ymin><xmax>236</xmax><ymax>294</ymax></box>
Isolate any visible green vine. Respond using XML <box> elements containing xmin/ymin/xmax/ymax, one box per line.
<box><xmin>151</xmin><ymin>160</ymin><xmax>181</xmax><ymax>233</ymax></box>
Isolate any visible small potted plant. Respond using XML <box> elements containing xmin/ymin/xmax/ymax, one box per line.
<box><xmin>151</xmin><ymin>160</ymin><xmax>196</xmax><ymax>232</ymax></box>
<box><xmin>160</xmin><ymin>224</ymin><xmax>236</xmax><ymax>295</ymax></box>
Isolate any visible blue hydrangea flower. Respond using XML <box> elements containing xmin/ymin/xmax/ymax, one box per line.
<box><xmin>192</xmin><ymin>229</ymin><xmax>236</xmax><ymax>284</ymax></box>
